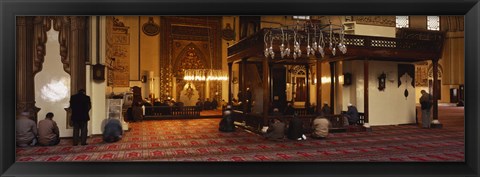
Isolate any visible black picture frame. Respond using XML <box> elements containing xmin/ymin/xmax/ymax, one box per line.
<box><xmin>1</xmin><ymin>0</ymin><xmax>479</xmax><ymax>176</ymax></box>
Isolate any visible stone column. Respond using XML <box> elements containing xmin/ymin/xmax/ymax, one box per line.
<box><xmin>228</xmin><ymin>62</ymin><xmax>233</xmax><ymax>103</ymax></box>
<box><xmin>329</xmin><ymin>62</ymin><xmax>335</xmax><ymax>114</ymax></box>
<box><xmin>431</xmin><ymin>58</ymin><xmax>442</xmax><ymax>128</ymax></box>
<box><xmin>69</xmin><ymin>16</ymin><xmax>87</xmax><ymax>94</ymax></box>
<box><xmin>16</xmin><ymin>16</ymin><xmax>40</xmax><ymax>122</ymax></box>
<box><xmin>316</xmin><ymin>61</ymin><xmax>322</xmax><ymax>112</ymax></box>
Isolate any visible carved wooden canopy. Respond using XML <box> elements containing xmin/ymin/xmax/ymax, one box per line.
<box><xmin>228</xmin><ymin>28</ymin><xmax>446</xmax><ymax>64</ymax></box>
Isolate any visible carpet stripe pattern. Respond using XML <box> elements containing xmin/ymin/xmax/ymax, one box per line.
<box><xmin>16</xmin><ymin>119</ymin><xmax>464</xmax><ymax>162</ymax></box>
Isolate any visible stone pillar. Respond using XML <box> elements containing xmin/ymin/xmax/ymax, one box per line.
<box><xmin>69</xmin><ymin>16</ymin><xmax>87</xmax><ymax>94</ymax></box>
<box><xmin>316</xmin><ymin>61</ymin><xmax>322</xmax><ymax>112</ymax></box>
<box><xmin>16</xmin><ymin>16</ymin><xmax>40</xmax><ymax>122</ymax></box>
<box><xmin>241</xmin><ymin>58</ymin><xmax>247</xmax><ymax>112</ymax></box>
<box><xmin>305</xmin><ymin>65</ymin><xmax>310</xmax><ymax>110</ymax></box>
<box><xmin>431</xmin><ymin>58</ymin><xmax>442</xmax><ymax>128</ymax></box>
<box><xmin>228</xmin><ymin>62</ymin><xmax>233</xmax><ymax>103</ymax></box>
<box><xmin>329</xmin><ymin>62</ymin><xmax>335</xmax><ymax>114</ymax></box>
<box><xmin>262</xmin><ymin>57</ymin><xmax>270</xmax><ymax>125</ymax></box>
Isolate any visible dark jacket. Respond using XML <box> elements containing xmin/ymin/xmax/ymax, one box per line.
<box><xmin>103</xmin><ymin>119</ymin><xmax>123</xmax><ymax>143</ymax></box>
<box><xmin>320</xmin><ymin>105</ymin><xmax>331</xmax><ymax>116</ymax></box>
<box><xmin>287</xmin><ymin>117</ymin><xmax>304</xmax><ymax>140</ymax></box>
<box><xmin>420</xmin><ymin>93</ymin><xmax>432</xmax><ymax>110</ymax></box>
<box><xmin>346</xmin><ymin>106</ymin><xmax>359</xmax><ymax>124</ymax></box>
<box><xmin>70</xmin><ymin>93</ymin><xmax>91</xmax><ymax>122</ymax></box>
<box><xmin>219</xmin><ymin>110</ymin><xmax>235</xmax><ymax>132</ymax></box>
<box><xmin>284</xmin><ymin>106</ymin><xmax>295</xmax><ymax>115</ymax></box>
<box><xmin>265</xmin><ymin>121</ymin><xmax>286</xmax><ymax>141</ymax></box>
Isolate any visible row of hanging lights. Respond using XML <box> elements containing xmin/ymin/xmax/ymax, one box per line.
<box><xmin>264</xmin><ymin>21</ymin><xmax>347</xmax><ymax>60</ymax></box>
<box><xmin>183</xmin><ymin>69</ymin><xmax>228</xmax><ymax>81</ymax></box>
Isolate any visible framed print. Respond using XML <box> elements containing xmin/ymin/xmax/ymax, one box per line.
<box><xmin>1</xmin><ymin>0</ymin><xmax>479</xmax><ymax>177</ymax></box>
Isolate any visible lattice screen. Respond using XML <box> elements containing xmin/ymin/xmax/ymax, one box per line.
<box><xmin>396</xmin><ymin>16</ymin><xmax>409</xmax><ymax>28</ymax></box>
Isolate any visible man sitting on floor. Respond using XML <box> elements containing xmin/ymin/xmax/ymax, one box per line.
<box><xmin>16</xmin><ymin>112</ymin><xmax>38</xmax><ymax>147</ymax></box>
<box><xmin>264</xmin><ymin>118</ymin><xmax>286</xmax><ymax>141</ymax></box>
<box><xmin>38</xmin><ymin>112</ymin><xmax>60</xmax><ymax>146</ymax></box>
<box><xmin>287</xmin><ymin>114</ymin><xmax>306</xmax><ymax>141</ymax></box>
<box><xmin>103</xmin><ymin>118</ymin><xmax>123</xmax><ymax>143</ymax></box>
<box><xmin>311</xmin><ymin>116</ymin><xmax>330</xmax><ymax>139</ymax></box>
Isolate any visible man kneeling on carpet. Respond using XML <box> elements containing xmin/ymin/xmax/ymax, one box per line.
<box><xmin>263</xmin><ymin>118</ymin><xmax>286</xmax><ymax>141</ymax></box>
<box><xmin>219</xmin><ymin>105</ymin><xmax>235</xmax><ymax>132</ymax></box>
<box><xmin>311</xmin><ymin>116</ymin><xmax>330</xmax><ymax>139</ymax></box>
<box><xmin>103</xmin><ymin>118</ymin><xmax>123</xmax><ymax>143</ymax></box>
<box><xmin>287</xmin><ymin>114</ymin><xmax>307</xmax><ymax>141</ymax></box>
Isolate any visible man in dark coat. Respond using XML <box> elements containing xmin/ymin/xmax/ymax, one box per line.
<box><xmin>284</xmin><ymin>102</ymin><xmax>295</xmax><ymax>115</ymax></box>
<box><xmin>320</xmin><ymin>102</ymin><xmax>331</xmax><ymax>116</ymax></box>
<box><xmin>103</xmin><ymin>118</ymin><xmax>123</xmax><ymax>143</ymax></box>
<box><xmin>219</xmin><ymin>105</ymin><xmax>235</xmax><ymax>132</ymax></box>
<box><xmin>345</xmin><ymin>103</ymin><xmax>359</xmax><ymax>125</ymax></box>
<box><xmin>287</xmin><ymin>114</ymin><xmax>306</xmax><ymax>140</ymax></box>
<box><xmin>419</xmin><ymin>90</ymin><xmax>433</xmax><ymax>128</ymax></box>
<box><xmin>264</xmin><ymin>118</ymin><xmax>286</xmax><ymax>141</ymax></box>
<box><xmin>69</xmin><ymin>89</ymin><xmax>91</xmax><ymax>146</ymax></box>
<box><xmin>204</xmin><ymin>98</ymin><xmax>212</xmax><ymax>110</ymax></box>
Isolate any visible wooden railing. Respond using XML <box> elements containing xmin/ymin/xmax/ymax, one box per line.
<box><xmin>228</xmin><ymin>28</ymin><xmax>445</xmax><ymax>62</ymax></box>
<box><xmin>144</xmin><ymin>106</ymin><xmax>201</xmax><ymax>119</ymax></box>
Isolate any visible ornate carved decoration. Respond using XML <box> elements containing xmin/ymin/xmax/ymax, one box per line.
<box><xmin>53</xmin><ymin>16</ymin><xmax>71</xmax><ymax>74</ymax></box>
<box><xmin>33</xmin><ymin>17</ymin><xmax>49</xmax><ymax>75</ymax></box>
<box><xmin>161</xmin><ymin>17</ymin><xmax>222</xmax><ymax>101</ymax></box>
<box><xmin>171</xmin><ymin>25</ymin><xmax>209</xmax><ymax>36</ymax></box>
<box><xmin>142</xmin><ymin>17</ymin><xmax>160</xmax><ymax>36</ymax></box>
<box><xmin>353</xmin><ymin>16</ymin><xmax>396</xmax><ymax>27</ymax></box>
<box><xmin>428</xmin><ymin>63</ymin><xmax>443</xmax><ymax>78</ymax></box>
<box><xmin>106</xmin><ymin>16</ymin><xmax>130</xmax><ymax>87</ymax></box>
<box><xmin>112</xmin><ymin>17</ymin><xmax>129</xmax><ymax>34</ymax></box>
<box><xmin>175</xmin><ymin>45</ymin><xmax>207</xmax><ymax>73</ymax></box>
<box><xmin>415</xmin><ymin>64</ymin><xmax>428</xmax><ymax>87</ymax></box>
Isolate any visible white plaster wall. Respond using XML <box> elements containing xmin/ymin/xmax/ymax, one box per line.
<box><xmin>34</xmin><ymin>25</ymin><xmax>72</xmax><ymax>138</ymax></box>
<box><xmin>343</xmin><ymin>60</ymin><xmax>416</xmax><ymax>126</ymax></box>
<box><xmin>90</xmin><ymin>16</ymin><xmax>108</xmax><ymax>135</ymax></box>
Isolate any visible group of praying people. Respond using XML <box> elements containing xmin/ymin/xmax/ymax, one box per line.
<box><xmin>16</xmin><ymin>112</ymin><xmax>60</xmax><ymax>147</ymax></box>
<box><xmin>16</xmin><ymin>111</ymin><xmax>125</xmax><ymax>148</ymax></box>
<box><xmin>218</xmin><ymin>101</ymin><xmax>361</xmax><ymax>141</ymax></box>
<box><xmin>263</xmin><ymin>109</ymin><xmax>329</xmax><ymax>141</ymax></box>
<box><xmin>195</xmin><ymin>98</ymin><xmax>219</xmax><ymax>111</ymax></box>
<box><xmin>142</xmin><ymin>98</ymin><xmax>184</xmax><ymax>116</ymax></box>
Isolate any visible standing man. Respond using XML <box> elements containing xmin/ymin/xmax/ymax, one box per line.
<box><xmin>38</xmin><ymin>112</ymin><xmax>60</xmax><ymax>146</ymax></box>
<box><xmin>419</xmin><ymin>90</ymin><xmax>432</xmax><ymax>128</ymax></box>
<box><xmin>70</xmin><ymin>89</ymin><xmax>91</xmax><ymax>146</ymax></box>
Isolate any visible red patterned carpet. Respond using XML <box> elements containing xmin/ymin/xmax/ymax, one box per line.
<box><xmin>16</xmin><ymin>118</ymin><xmax>464</xmax><ymax>162</ymax></box>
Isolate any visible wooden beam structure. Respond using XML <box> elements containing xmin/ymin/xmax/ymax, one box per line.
<box><xmin>226</xmin><ymin>28</ymin><xmax>445</xmax><ymax>129</ymax></box>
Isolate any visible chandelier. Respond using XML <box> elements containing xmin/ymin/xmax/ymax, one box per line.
<box><xmin>183</xmin><ymin>69</ymin><xmax>228</xmax><ymax>81</ymax></box>
<box><xmin>264</xmin><ymin>21</ymin><xmax>347</xmax><ymax>60</ymax></box>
